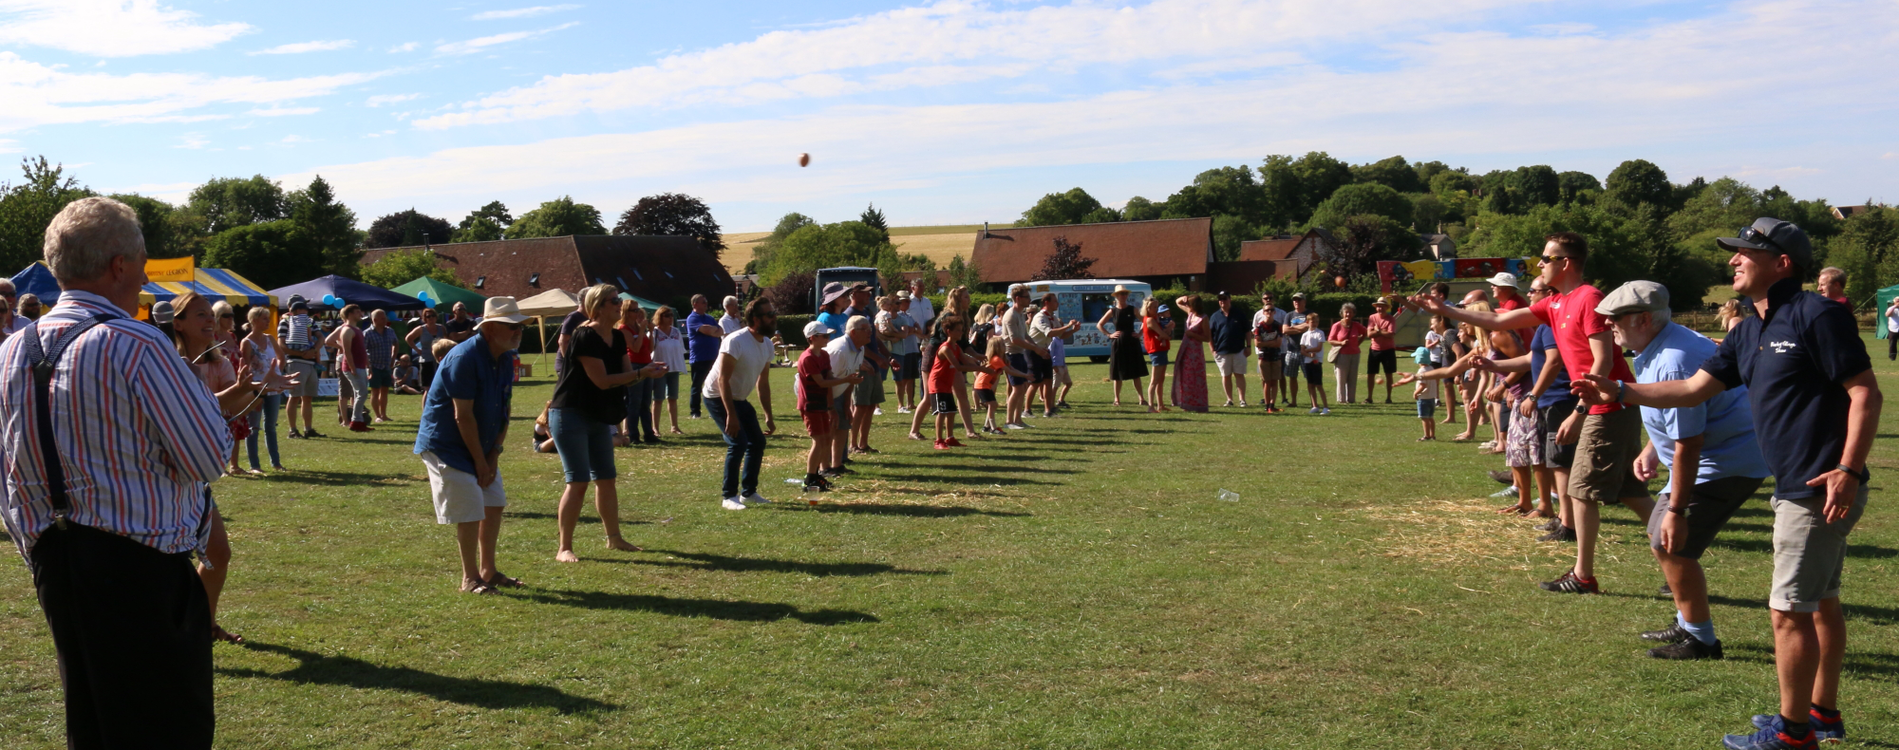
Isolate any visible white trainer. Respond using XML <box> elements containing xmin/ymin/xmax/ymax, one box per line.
<box><xmin>742</xmin><ymin>492</ymin><xmax>771</xmax><ymax>504</ymax></box>
<box><xmin>721</xmin><ymin>497</ymin><xmax>747</xmax><ymax>510</ymax></box>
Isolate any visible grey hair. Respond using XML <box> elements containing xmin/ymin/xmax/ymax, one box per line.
<box><xmin>723</xmin><ymin>295</ymin><xmax>740</xmax><ymax>308</ymax></box>
<box><xmin>1339</xmin><ymin>302</ymin><xmax>1357</xmax><ymax>316</ymax></box>
<box><xmin>846</xmin><ymin>314</ymin><xmax>873</xmax><ymax>333</ymax></box>
<box><xmin>1648</xmin><ymin>307</ymin><xmax>1672</xmax><ymax>326</ymax></box>
<box><xmin>44</xmin><ymin>197</ymin><xmax>145</xmax><ymax>284</ymax></box>
<box><xmin>0</xmin><ymin>279</ymin><xmax>14</xmax><ymax>295</ymax></box>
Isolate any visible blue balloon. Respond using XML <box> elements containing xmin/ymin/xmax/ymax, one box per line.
<box><xmin>322</xmin><ymin>294</ymin><xmax>337</xmax><ymax>307</ymax></box>
<box><xmin>418</xmin><ymin>291</ymin><xmax>435</xmax><ymax>306</ymax></box>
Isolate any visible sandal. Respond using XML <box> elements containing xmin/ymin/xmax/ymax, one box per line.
<box><xmin>484</xmin><ymin>571</ymin><xmax>526</xmax><ymax>588</ymax></box>
<box><xmin>460</xmin><ymin>580</ymin><xmax>498</xmax><ymax>595</ymax></box>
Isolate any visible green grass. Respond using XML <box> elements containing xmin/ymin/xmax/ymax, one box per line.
<box><xmin>4</xmin><ymin>337</ymin><xmax>1899</xmax><ymax>748</ymax></box>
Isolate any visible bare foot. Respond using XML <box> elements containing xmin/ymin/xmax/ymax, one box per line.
<box><xmin>211</xmin><ymin>624</ymin><xmax>244</xmax><ymax>644</ymax></box>
<box><xmin>555</xmin><ymin>549</ymin><xmax>581</xmax><ymax>563</ymax></box>
<box><xmin>606</xmin><ymin>537</ymin><xmax>642</xmax><ymax>552</ymax></box>
<box><xmin>908</xmin><ymin>432</ymin><xmax>926</xmax><ymax>440</ymax></box>
<box><xmin>670</xmin><ymin>427</ymin><xmax>684</xmax><ymax>435</ymax></box>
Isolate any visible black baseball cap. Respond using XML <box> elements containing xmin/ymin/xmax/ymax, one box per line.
<box><xmin>1718</xmin><ymin>217</ymin><xmax>1812</xmax><ymax>270</ymax></box>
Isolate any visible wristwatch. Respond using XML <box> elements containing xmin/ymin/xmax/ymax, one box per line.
<box><xmin>1838</xmin><ymin>464</ymin><xmax>1871</xmax><ymax>483</ymax></box>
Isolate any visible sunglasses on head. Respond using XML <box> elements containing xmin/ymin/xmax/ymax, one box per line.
<box><xmin>1739</xmin><ymin>225</ymin><xmax>1786</xmax><ymax>253</ymax></box>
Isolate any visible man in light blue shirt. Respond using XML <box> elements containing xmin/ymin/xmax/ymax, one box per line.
<box><xmin>1601</xmin><ymin>281</ymin><xmax>1768</xmax><ymax>661</ymax></box>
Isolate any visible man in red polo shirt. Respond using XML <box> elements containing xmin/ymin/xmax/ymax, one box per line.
<box><xmin>1411</xmin><ymin>232</ymin><xmax>1656</xmax><ymax>594</ymax></box>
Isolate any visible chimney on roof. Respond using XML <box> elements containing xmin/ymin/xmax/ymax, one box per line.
<box><xmin>982</xmin><ymin>222</ymin><xmax>989</xmax><ymax>239</ymax></box>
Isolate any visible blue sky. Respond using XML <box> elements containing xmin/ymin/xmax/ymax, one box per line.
<box><xmin>2</xmin><ymin>0</ymin><xmax>1894</xmax><ymax>232</ymax></box>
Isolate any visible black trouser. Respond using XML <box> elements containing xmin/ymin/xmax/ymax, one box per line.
<box><xmin>421</xmin><ymin>361</ymin><xmax>439</xmax><ymax>389</ymax></box>
<box><xmin>688</xmin><ymin>359</ymin><xmax>715</xmax><ymax>417</ymax></box>
<box><xmin>31</xmin><ymin>523</ymin><xmax>214</xmax><ymax>749</ymax></box>
<box><xmin>1889</xmin><ymin>332</ymin><xmax>1897</xmax><ymax>360</ymax></box>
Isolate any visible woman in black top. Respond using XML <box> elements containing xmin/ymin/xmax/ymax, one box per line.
<box><xmin>1099</xmin><ymin>286</ymin><xmax>1149</xmax><ymax>405</ymax></box>
<box><xmin>550</xmin><ymin>284</ymin><xmax>666</xmax><ymax>562</ymax></box>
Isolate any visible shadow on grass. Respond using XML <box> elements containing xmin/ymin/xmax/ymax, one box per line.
<box><xmin>632</xmin><ymin>548</ymin><xmax>947</xmax><ymax>577</ymax></box>
<box><xmin>1701</xmin><ymin>594</ymin><xmax>1899</xmax><ymax>626</ymax></box>
<box><xmin>265</xmin><ymin>468</ymin><xmax>419</xmax><ymax>488</ymax></box>
<box><xmin>893</xmin><ymin>473</ymin><xmax>1060</xmax><ymax>486</ymax></box>
<box><xmin>778</xmin><ymin>503</ymin><xmax>1030</xmax><ymax>518</ymax></box>
<box><xmin>519</xmin><ymin>588</ymin><xmax>878</xmax><ymax>625</ymax></box>
<box><xmin>1728</xmin><ymin>642</ymin><xmax>1899</xmax><ymax>683</ymax></box>
<box><xmin>500</xmin><ymin>511</ymin><xmax>652</xmax><ymax>526</ymax></box>
<box><xmin>864</xmin><ymin>460</ymin><xmax>1081</xmax><ymax>475</ymax></box>
<box><xmin>219</xmin><ymin>642</ymin><xmax>613</xmax><ymax>714</ymax></box>
<box><xmin>1711</xmin><ymin>537</ymin><xmax>1898</xmax><ymax>560</ymax></box>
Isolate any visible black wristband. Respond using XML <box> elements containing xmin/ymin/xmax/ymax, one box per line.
<box><xmin>1838</xmin><ymin>464</ymin><xmax>1870</xmax><ymax>483</ymax></box>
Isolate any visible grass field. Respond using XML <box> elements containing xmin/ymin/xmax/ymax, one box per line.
<box><xmin>3</xmin><ymin>335</ymin><xmax>1898</xmax><ymax>748</ymax></box>
<box><xmin>722</xmin><ymin>226</ymin><xmax>983</xmax><ymax>276</ymax></box>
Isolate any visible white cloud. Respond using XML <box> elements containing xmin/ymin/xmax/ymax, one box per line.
<box><xmin>245</xmin><ymin>106</ymin><xmax>320</xmax><ymax>116</ymax></box>
<box><xmin>304</xmin><ymin>0</ymin><xmax>1899</xmax><ymax>220</ymax></box>
<box><xmin>251</xmin><ymin>39</ymin><xmax>354</xmax><ymax>55</ymax></box>
<box><xmin>416</xmin><ymin>0</ymin><xmax>1540</xmax><ymax>129</ymax></box>
<box><xmin>388</xmin><ymin>41</ymin><xmax>420</xmax><ymax>53</ymax></box>
<box><xmin>471</xmin><ymin>4</ymin><xmax>580</xmax><ymax>21</ymax></box>
<box><xmin>0</xmin><ymin>138</ymin><xmax>18</xmax><ymax>154</ymax></box>
<box><xmin>365</xmin><ymin>93</ymin><xmax>422</xmax><ymax>107</ymax></box>
<box><xmin>281</xmin><ymin>135</ymin><xmax>311</xmax><ymax>143</ymax></box>
<box><xmin>173</xmin><ymin>133</ymin><xmax>209</xmax><ymax>150</ymax></box>
<box><xmin>0</xmin><ymin>0</ymin><xmax>252</xmax><ymax>57</ymax></box>
<box><xmin>0</xmin><ymin>51</ymin><xmax>383</xmax><ymax>133</ymax></box>
<box><xmin>434</xmin><ymin>22</ymin><xmax>579</xmax><ymax>56</ymax></box>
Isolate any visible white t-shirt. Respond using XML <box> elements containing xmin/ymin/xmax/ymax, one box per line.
<box><xmin>718</xmin><ymin>313</ymin><xmax>746</xmax><ymax>336</ymax></box>
<box><xmin>1416</xmin><ymin>368</ymin><xmax>1440</xmax><ymax>400</ymax></box>
<box><xmin>910</xmin><ymin>295</ymin><xmax>934</xmax><ymax>326</ymax></box>
<box><xmin>702</xmin><ymin>328</ymin><xmax>774</xmax><ymax>401</ymax></box>
<box><xmin>824</xmin><ymin>336</ymin><xmax>865</xmax><ymax>399</ymax></box>
<box><xmin>1887</xmin><ymin>306</ymin><xmax>1899</xmax><ymax>333</ymax></box>
<box><xmin>1300</xmin><ymin>329</ymin><xmax>1326</xmax><ymax>360</ymax></box>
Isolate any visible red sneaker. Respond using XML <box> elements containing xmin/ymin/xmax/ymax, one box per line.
<box><xmin>933</xmin><ymin>440</ymin><xmax>950</xmax><ymax>450</ymax></box>
<box><xmin>944</xmin><ymin>438</ymin><xmax>965</xmax><ymax>447</ymax></box>
<box><xmin>349</xmin><ymin>421</ymin><xmax>373</xmax><ymax>432</ymax></box>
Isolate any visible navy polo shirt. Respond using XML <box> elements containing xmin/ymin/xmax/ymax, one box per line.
<box><xmin>1529</xmin><ymin>324</ymin><xmax>1575</xmax><ymax>409</ymax></box>
<box><xmin>1701</xmin><ymin>278</ymin><xmax>1871</xmax><ymax>500</ymax></box>
<box><xmin>414</xmin><ymin>332</ymin><xmax>517</xmax><ymax>475</ymax></box>
<box><xmin>1208</xmin><ymin>311</ymin><xmax>1248</xmax><ymax>354</ymax></box>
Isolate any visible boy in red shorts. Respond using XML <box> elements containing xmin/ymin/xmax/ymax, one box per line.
<box><xmin>929</xmin><ymin>315</ymin><xmax>973</xmax><ymax>449</ymax></box>
<box><xmin>796</xmin><ymin>322</ymin><xmax>859</xmax><ymax>491</ymax></box>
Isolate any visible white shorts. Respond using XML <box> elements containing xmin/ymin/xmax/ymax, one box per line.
<box><xmin>1214</xmin><ymin>351</ymin><xmax>1248</xmax><ymax>376</ymax></box>
<box><xmin>421</xmin><ymin>450</ymin><xmax>507</xmax><ymax>525</ymax></box>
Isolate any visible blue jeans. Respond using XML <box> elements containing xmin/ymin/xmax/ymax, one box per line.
<box><xmin>626</xmin><ymin>377</ymin><xmax>656</xmax><ymax>439</ymax></box>
<box><xmin>704</xmin><ymin>398</ymin><xmax>764</xmax><ymax>498</ymax></box>
<box><xmin>246</xmin><ymin>393</ymin><xmax>281</xmax><ymax>469</ymax></box>
<box><xmin>548</xmin><ymin>407</ymin><xmax>617</xmax><ymax>483</ymax></box>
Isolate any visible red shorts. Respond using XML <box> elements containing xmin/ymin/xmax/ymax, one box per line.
<box><xmin>801</xmin><ymin>410</ymin><xmax>834</xmax><ymax>437</ymax></box>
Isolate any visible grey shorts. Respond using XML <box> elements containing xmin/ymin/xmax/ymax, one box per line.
<box><xmin>287</xmin><ymin>360</ymin><xmax>320</xmax><ymax>398</ymax></box>
<box><xmin>1214</xmin><ymin>351</ymin><xmax>1247</xmax><ymax>376</ymax></box>
<box><xmin>1646</xmin><ymin>474</ymin><xmax>1766</xmax><ymax>560</ymax></box>
<box><xmin>832</xmin><ymin>384</ymin><xmax>854</xmax><ymax>429</ymax></box>
<box><xmin>1769</xmin><ymin>486</ymin><xmax>1868</xmax><ymax>612</ymax></box>
<box><xmin>855</xmin><ymin>370</ymin><xmax>886</xmax><ymax>406</ymax></box>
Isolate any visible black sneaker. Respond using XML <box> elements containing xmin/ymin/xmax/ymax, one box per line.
<box><xmin>1534</xmin><ymin>517</ymin><xmax>1562</xmax><ymax>532</ymax></box>
<box><xmin>287</xmin><ymin>428</ymin><xmax>304</xmax><ymax>440</ymax></box>
<box><xmin>1640</xmin><ymin>623</ymin><xmax>1693</xmax><ymax>643</ymax></box>
<box><xmin>1658</xmin><ymin>582</ymin><xmax>1673</xmax><ymax>596</ymax></box>
<box><xmin>820</xmin><ymin>467</ymin><xmax>843</xmax><ymax>477</ymax></box>
<box><xmin>1537</xmin><ymin>526</ymin><xmax>1577</xmax><ymax>543</ymax></box>
<box><xmin>1648</xmin><ymin>637</ymin><xmax>1722</xmax><ymax>660</ymax></box>
<box><xmin>1538</xmin><ymin>569</ymin><xmax>1598</xmax><ymax>594</ymax></box>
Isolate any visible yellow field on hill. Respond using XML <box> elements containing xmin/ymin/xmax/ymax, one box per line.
<box><xmin>719</xmin><ymin>227</ymin><xmax>981</xmax><ymax>274</ymax></box>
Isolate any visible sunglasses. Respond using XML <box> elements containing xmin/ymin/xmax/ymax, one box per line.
<box><xmin>1538</xmin><ymin>254</ymin><xmax>1571</xmax><ymax>264</ymax></box>
<box><xmin>1739</xmin><ymin>225</ymin><xmax>1786</xmax><ymax>253</ymax></box>
<box><xmin>498</xmin><ymin>322</ymin><xmax>525</xmax><ymax>331</ymax></box>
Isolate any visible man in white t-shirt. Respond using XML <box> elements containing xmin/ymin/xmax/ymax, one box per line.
<box><xmin>703</xmin><ymin>299</ymin><xmax>778</xmax><ymax>509</ymax></box>
<box><xmin>1886</xmin><ymin>296</ymin><xmax>1899</xmax><ymax>361</ymax></box>
<box><xmin>824</xmin><ymin>316</ymin><xmax>872</xmax><ymax>474</ymax></box>
<box><xmin>908</xmin><ymin>278</ymin><xmax>935</xmax><ymax>327</ymax></box>
<box><xmin>718</xmin><ymin>295</ymin><xmax>746</xmax><ymax>336</ymax></box>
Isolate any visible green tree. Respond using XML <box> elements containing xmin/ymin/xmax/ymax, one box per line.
<box><xmin>1080</xmin><ymin>207</ymin><xmax>1121</xmax><ymax>224</ymax></box>
<box><xmin>0</xmin><ymin>157</ymin><xmax>95</xmax><ymax>271</ymax></box>
<box><xmin>187</xmin><ymin>175</ymin><xmax>287</xmax><ymax>236</ymax></box>
<box><xmin>1210</xmin><ymin>214</ymin><xmax>1258</xmax><ymax>262</ymax></box>
<box><xmin>1306</xmin><ymin>183</ymin><xmax>1413</xmax><ymax>231</ymax></box>
<box><xmin>1325</xmin><ymin>214</ymin><xmax>1422</xmax><ymax>280</ymax></box>
<box><xmin>1162</xmin><ymin>166</ymin><xmax>1266</xmax><ymax>227</ymax></box>
<box><xmin>1016</xmin><ymin>188</ymin><xmax>1104</xmax><ymax>227</ymax></box>
<box><xmin>1605</xmin><ymin>159</ymin><xmax>1673</xmax><ymax>211</ymax></box>
<box><xmin>359</xmin><ymin>247</ymin><xmax>462</xmax><ymax>290</ymax></box>
<box><xmin>1512</xmin><ymin>165</ymin><xmax>1561</xmax><ymax>208</ymax></box>
<box><xmin>1829</xmin><ymin>206</ymin><xmax>1899</xmax><ymax>304</ymax></box>
<box><xmin>452</xmin><ymin>200</ymin><xmax>512</xmax><ymax>243</ymax></box>
<box><xmin>108</xmin><ymin>193</ymin><xmax>186</xmax><ymax>259</ymax></box>
<box><xmin>365</xmin><ymin>209</ymin><xmax>452</xmax><ymax>249</ymax></box>
<box><xmin>945</xmin><ymin>253</ymin><xmax>984</xmax><ymax>290</ymax></box>
<box><xmin>288</xmin><ymin>175</ymin><xmax>360</xmax><ymax>277</ymax></box>
<box><xmin>859</xmin><ymin>203</ymin><xmax>889</xmax><ymax>242</ymax></box>
<box><xmin>1259</xmin><ymin>151</ymin><xmax>1352</xmax><ymax>229</ymax></box>
<box><xmin>1031</xmin><ymin>236</ymin><xmax>1097</xmax><ymax>280</ymax></box>
<box><xmin>1122</xmin><ymin>196</ymin><xmax>1162</xmax><ymax>221</ymax></box>
<box><xmin>1408</xmin><ymin>193</ymin><xmax>1444</xmax><ymax>232</ymax></box>
<box><xmin>1352</xmin><ymin>155</ymin><xmax>1425</xmax><ymax>193</ymax></box>
<box><xmin>757</xmin><ymin>220</ymin><xmax>895</xmax><ymax>286</ymax></box>
<box><xmin>510</xmin><ymin>196</ymin><xmax>607</xmax><ymax>238</ymax></box>
<box><xmin>749</xmin><ymin>211</ymin><xmax>818</xmax><ymax>271</ymax></box>
<box><xmin>614</xmin><ymin>193</ymin><xmax>724</xmax><ymax>259</ymax></box>
<box><xmin>1557</xmin><ymin>171</ymin><xmax>1602</xmax><ymax>203</ymax></box>
<box><xmin>201</xmin><ymin>220</ymin><xmax>317</xmax><ymax>291</ymax></box>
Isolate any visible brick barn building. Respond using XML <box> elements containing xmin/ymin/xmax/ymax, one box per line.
<box><xmin>360</xmin><ymin>235</ymin><xmax>736</xmax><ymax>309</ymax></box>
<box><xmin>970</xmin><ymin>217</ymin><xmax>1214</xmax><ymax>290</ymax></box>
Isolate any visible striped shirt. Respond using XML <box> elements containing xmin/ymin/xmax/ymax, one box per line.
<box><xmin>0</xmin><ymin>290</ymin><xmax>231</xmax><ymax>558</ymax></box>
<box><xmin>364</xmin><ymin>326</ymin><xmax>398</xmax><ymax>370</ymax></box>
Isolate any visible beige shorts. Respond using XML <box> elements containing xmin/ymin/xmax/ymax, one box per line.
<box><xmin>1769</xmin><ymin>487</ymin><xmax>1868</xmax><ymax>612</ymax></box>
<box><xmin>1213</xmin><ymin>351</ymin><xmax>1247</xmax><ymax>376</ymax></box>
<box><xmin>421</xmin><ymin>450</ymin><xmax>507</xmax><ymax>525</ymax></box>
<box><xmin>1567</xmin><ymin>407</ymin><xmax>1652</xmax><ymax>504</ymax></box>
<box><xmin>1256</xmin><ymin>356</ymin><xmax>1283</xmax><ymax>381</ymax></box>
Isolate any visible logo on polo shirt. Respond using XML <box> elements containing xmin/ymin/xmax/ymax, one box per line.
<box><xmin>1769</xmin><ymin>340</ymin><xmax>1797</xmax><ymax>354</ymax></box>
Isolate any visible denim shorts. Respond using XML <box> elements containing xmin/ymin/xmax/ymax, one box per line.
<box><xmin>1416</xmin><ymin>398</ymin><xmax>1437</xmax><ymax>419</ymax></box>
<box><xmin>548</xmin><ymin>407</ymin><xmax>617</xmax><ymax>483</ymax></box>
<box><xmin>656</xmin><ymin>372</ymin><xmax>680</xmax><ymax>400</ymax></box>
<box><xmin>1148</xmin><ymin>350</ymin><xmax>1170</xmax><ymax>368</ymax></box>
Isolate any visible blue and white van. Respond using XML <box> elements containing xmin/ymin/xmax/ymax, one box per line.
<box><xmin>1012</xmin><ymin>279</ymin><xmax>1151</xmax><ymax>361</ymax></box>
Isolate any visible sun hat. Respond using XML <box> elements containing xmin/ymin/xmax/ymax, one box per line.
<box><xmin>1595</xmin><ymin>280</ymin><xmax>1671</xmax><ymax>317</ymax></box>
<box><xmin>1487</xmin><ymin>272</ymin><xmax>1520</xmax><ymax>288</ymax></box>
<box><xmin>803</xmin><ymin>321</ymin><xmax>833</xmax><ymax>339</ymax></box>
<box><xmin>1112</xmin><ymin>285</ymin><xmax>1130</xmax><ymax>295</ymax></box>
<box><xmin>1412</xmin><ymin>346</ymin><xmax>1434</xmax><ymax>365</ymax></box>
<box><xmin>896</xmin><ymin>290</ymin><xmax>911</xmax><ymax>301</ymax></box>
<box><xmin>1157</xmin><ymin>304</ymin><xmax>1171</xmax><ymax>313</ymax></box>
<box><xmin>820</xmin><ymin>282</ymin><xmax>849</xmax><ymax>307</ymax></box>
<box><xmin>481</xmin><ymin>296</ymin><xmax>530</xmax><ymax>324</ymax></box>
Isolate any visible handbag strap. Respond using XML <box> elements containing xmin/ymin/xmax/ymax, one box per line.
<box><xmin>18</xmin><ymin>313</ymin><xmax>121</xmax><ymax>530</ymax></box>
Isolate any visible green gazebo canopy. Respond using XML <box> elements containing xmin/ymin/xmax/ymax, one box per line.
<box><xmin>618</xmin><ymin>292</ymin><xmax>663</xmax><ymax>313</ymax></box>
<box><xmin>1878</xmin><ymin>283</ymin><xmax>1899</xmax><ymax>340</ymax></box>
<box><xmin>391</xmin><ymin>277</ymin><xmax>486</xmax><ymax>310</ymax></box>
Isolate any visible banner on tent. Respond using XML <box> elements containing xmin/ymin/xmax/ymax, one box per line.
<box><xmin>146</xmin><ymin>256</ymin><xmax>194</xmax><ymax>283</ymax></box>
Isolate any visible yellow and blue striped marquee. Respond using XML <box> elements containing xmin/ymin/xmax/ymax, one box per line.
<box><xmin>139</xmin><ymin>268</ymin><xmax>276</xmax><ymax>308</ymax></box>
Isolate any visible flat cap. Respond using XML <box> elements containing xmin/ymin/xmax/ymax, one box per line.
<box><xmin>1595</xmin><ymin>280</ymin><xmax>1670</xmax><ymax>317</ymax></box>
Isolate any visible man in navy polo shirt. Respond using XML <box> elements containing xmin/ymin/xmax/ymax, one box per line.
<box><xmin>1595</xmin><ymin>281</ymin><xmax>1768</xmax><ymax>662</ymax></box>
<box><xmin>1577</xmin><ymin>218</ymin><xmax>1880</xmax><ymax>749</ymax></box>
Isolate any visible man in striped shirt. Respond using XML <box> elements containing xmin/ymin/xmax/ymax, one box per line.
<box><xmin>1</xmin><ymin>197</ymin><xmax>270</xmax><ymax>748</ymax></box>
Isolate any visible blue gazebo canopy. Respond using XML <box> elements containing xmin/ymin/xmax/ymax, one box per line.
<box><xmin>10</xmin><ymin>262</ymin><xmax>61</xmax><ymax>304</ymax></box>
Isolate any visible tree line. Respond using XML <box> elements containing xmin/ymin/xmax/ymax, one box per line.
<box><xmin>0</xmin><ymin>157</ymin><xmax>726</xmax><ymax>293</ymax></box>
<box><xmin>748</xmin><ymin>203</ymin><xmax>984</xmax><ymax>315</ymax></box>
<box><xmin>1013</xmin><ymin>154</ymin><xmax>1895</xmax><ymax>309</ymax></box>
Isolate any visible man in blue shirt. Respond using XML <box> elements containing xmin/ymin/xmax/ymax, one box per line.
<box><xmin>1596</xmin><ymin>281</ymin><xmax>1769</xmax><ymax>662</ymax></box>
<box><xmin>684</xmin><ymin>294</ymin><xmax>723</xmax><ymax>419</ymax></box>
<box><xmin>1579</xmin><ymin>219</ymin><xmax>1880</xmax><ymax>749</ymax></box>
<box><xmin>415</xmin><ymin>297</ymin><xmax>528</xmax><ymax>595</ymax></box>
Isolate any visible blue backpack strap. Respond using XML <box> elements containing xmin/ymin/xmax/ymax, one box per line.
<box><xmin>19</xmin><ymin>313</ymin><xmax>121</xmax><ymax>529</ymax></box>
